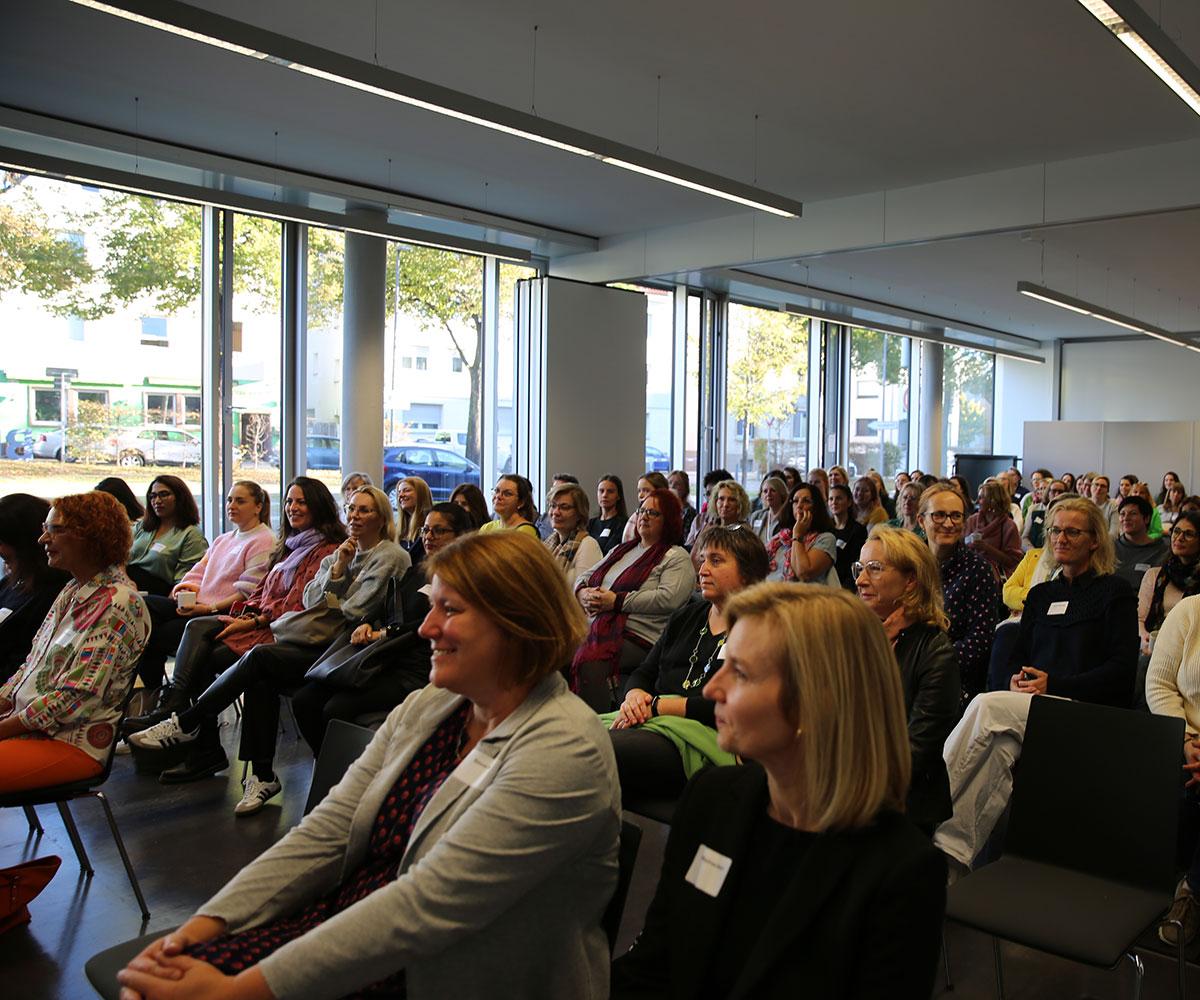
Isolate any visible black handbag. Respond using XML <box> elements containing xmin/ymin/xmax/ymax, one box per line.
<box><xmin>302</xmin><ymin>628</ymin><xmax>418</xmax><ymax>689</ymax></box>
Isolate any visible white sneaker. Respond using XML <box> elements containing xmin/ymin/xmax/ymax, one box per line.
<box><xmin>127</xmin><ymin>712</ymin><xmax>198</xmax><ymax>750</ymax></box>
<box><xmin>235</xmin><ymin>774</ymin><xmax>281</xmax><ymax>816</ymax></box>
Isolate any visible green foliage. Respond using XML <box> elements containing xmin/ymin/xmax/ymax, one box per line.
<box><xmin>944</xmin><ymin>345</ymin><xmax>994</xmax><ymax>452</ymax></box>
<box><xmin>850</xmin><ymin>327</ymin><xmax>906</xmax><ymax>386</ymax></box>
<box><xmin>0</xmin><ymin>186</ymin><xmax>99</xmax><ymax>318</ymax></box>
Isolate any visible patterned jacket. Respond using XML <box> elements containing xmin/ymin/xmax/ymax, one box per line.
<box><xmin>0</xmin><ymin>566</ymin><xmax>149</xmax><ymax>763</ymax></box>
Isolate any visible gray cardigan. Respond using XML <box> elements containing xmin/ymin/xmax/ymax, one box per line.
<box><xmin>302</xmin><ymin>539</ymin><xmax>409</xmax><ymax>624</ymax></box>
<box><xmin>198</xmin><ymin>673</ymin><xmax>621</xmax><ymax>1000</ymax></box>
<box><xmin>576</xmin><ymin>544</ymin><xmax>698</xmax><ymax>645</ymax></box>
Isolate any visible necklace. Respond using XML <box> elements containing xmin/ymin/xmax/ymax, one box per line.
<box><xmin>681</xmin><ymin>621</ymin><xmax>726</xmax><ymax>691</ymax></box>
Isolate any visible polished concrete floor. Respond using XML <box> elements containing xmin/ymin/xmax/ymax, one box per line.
<box><xmin>3</xmin><ymin>708</ymin><xmax>1198</xmax><ymax>999</ymax></box>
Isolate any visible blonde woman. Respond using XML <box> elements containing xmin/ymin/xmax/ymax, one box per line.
<box><xmin>852</xmin><ymin>476</ymin><xmax>888</xmax><ymax>528</ymax></box>
<box><xmin>545</xmin><ymin>483</ymin><xmax>604</xmax><ymax>582</ymax></box>
<box><xmin>854</xmin><ymin>526</ymin><xmax>960</xmax><ymax>830</ymax></box>
<box><xmin>394</xmin><ymin>476</ymin><xmax>433</xmax><ymax>563</ymax></box>
<box><xmin>612</xmin><ymin>585</ymin><xmax>945</xmax><ymax>997</ymax></box>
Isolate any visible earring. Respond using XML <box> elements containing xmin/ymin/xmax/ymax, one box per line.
<box><xmin>794</xmin><ymin>726</ymin><xmax>803</xmax><ymax>740</ymax></box>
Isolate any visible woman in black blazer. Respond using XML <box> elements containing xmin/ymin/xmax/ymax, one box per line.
<box><xmin>612</xmin><ymin>585</ymin><xmax>945</xmax><ymax>999</ymax></box>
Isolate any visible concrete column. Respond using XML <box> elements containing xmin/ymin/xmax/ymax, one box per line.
<box><xmin>919</xmin><ymin>340</ymin><xmax>945</xmax><ymax>476</ymax></box>
<box><xmin>341</xmin><ymin>230</ymin><xmax>387</xmax><ymax>485</ymax></box>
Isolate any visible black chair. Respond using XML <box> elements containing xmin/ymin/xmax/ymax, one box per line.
<box><xmin>945</xmin><ymin>696</ymin><xmax>1186</xmax><ymax>999</ymax></box>
<box><xmin>1</xmin><ymin>698</ymin><xmax>149</xmax><ymax>921</ymax></box>
<box><xmin>602</xmin><ymin>820</ymin><xmax>643</xmax><ymax>954</ymax></box>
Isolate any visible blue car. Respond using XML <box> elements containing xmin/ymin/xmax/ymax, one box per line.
<box><xmin>644</xmin><ymin>445</ymin><xmax>671</xmax><ymax>473</ymax></box>
<box><xmin>383</xmin><ymin>445</ymin><xmax>481</xmax><ymax>502</ymax></box>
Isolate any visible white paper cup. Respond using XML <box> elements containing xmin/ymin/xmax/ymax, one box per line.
<box><xmin>176</xmin><ymin>590</ymin><xmax>197</xmax><ymax>610</ymax></box>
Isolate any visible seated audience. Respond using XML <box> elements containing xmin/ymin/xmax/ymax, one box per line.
<box><xmin>292</xmin><ymin>501</ymin><xmax>472</xmax><ymax>754</ymax></box>
<box><xmin>1090</xmin><ymin>474</ymin><xmax>1119</xmax><ymax>535</ymax></box>
<box><xmin>1159</xmin><ymin>470</ymin><xmax>1185</xmax><ymax>506</ymax></box>
<box><xmin>535</xmin><ymin>473</ymin><xmax>579</xmax><ymax>539</ymax></box>
<box><xmin>1020</xmin><ymin>469</ymin><xmax>1051</xmax><ymax>519</ymax></box>
<box><xmin>94</xmin><ymin>476</ymin><xmax>145</xmax><ymax>522</ymax></box>
<box><xmin>123</xmin><ymin>478</ymin><xmax>347</xmax><ymax>784</ymax></box>
<box><xmin>126</xmin><ymin>475</ymin><xmax>208</xmax><ymax>596</ymax></box>
<box><xmin>449</xmin><ymin>482</ymin><xmax>489</xmax><ymax>530</ymax></box>
<box><xmin>1161</xmin><ymin>482</ymin><xmax>1188</xmax><ymax>533</ymax></box>
<box><xmin>573</xmin><ymin>489</ymin><xmax>695</xmax><ymax>711</ymax></box>
<box><xmin>117</xmin><ymin>532</ymin><xmax>620</xmax><ymax>1000</ymax></box>
<box><xmin>683</xmin><ymin>469</ymin><xmax>735</xmax><ymax>547</ymax></box>
<box><xmin>965</xmin><ymin>479</ymin><xmax>1023</xmax><ymax>582</ymax></box>
<box><xmin>886</xmin><ymin>481</ymin><xmax>924</xmax><ymax>536</ymax></box>
<box><xmin>1132</xmin><ymin>481</ymin><xmax>1166</xmax><ymax>539</ymax></box>
<box><xmin>0</xmin><ymin>494</ymin><xmax>70</xmax><ymax>683</ymax></box>
<box><xmin>340</xmin><ymin>471</ymin><xmax>372</xmax><ymax>507</ymax></box>
<box><xmin>1007</xmin><ymin>466</ymin><xmax>1029</xmax><ymax>503</ymax></box>
<box><xmin>781</xmin><ymin>466</ymin><xmax>802</xmax><ymax>493</ymax></box>
<box><xmin>892</xmin><ymin>470</ymin><xmax>911</xmax><ymax>510</ymax></box>
<box><xmin>481</xmin><ymin>475</ymin><xmax>539</xmax><ymax>535</ymax></box>
<box><xmin>611</xmin><ymin>585</ymin><xmax>946</xmax><ymax>998</ymax></box>
<box><xmin>765</xmin><ymin>483</ymin><xmax>838</xmax><ymax>586</ymax></box>
<box><xmin>827</xmin><ymin>483</ymin><xmax>868</xmax><ymax>590</ymax></box>
<box><xmin>855</xmin><ymin>527</ymin><xmax>961</xmax><ymax>832</ymax></box>
<box><xmin>608</xmin><ymin>525</ymin><xmax>767</xmax><ymax>800</ymax></box>
<box><xmin>948</xmin><ymin>475</ymin><xmax>975</xmax><ymax>516</ymax></box>
<box><xmin>394</xmin><ymin>476</ymin><xmax>433</xmax><ymax>563</ymax></box>
<box><xmin>919</xmin><ymin>483</ymin><xmax>998</xmax><ymax>703</ymax></box>
<box><xmin>135</xmin><ymin>481</ymin><xmax>274</xmax><ymax>693</ymax></box>
<box><xmin>1185</xmin><ymin>496</ymin><xmax>1200</xmax><ymax>516</ymax></box>
<box><xmin>544</xmin><ymin>482</ymin><xmax>604</xmax><ymax>582</ymax></box>
<box><xmin>1020</xmin><ymin>476</ymin><xmax>1061</xmax><ymax>551</ymax></box>
<box><xmin>1061</xmin><ymin>472</ymin><xmax>1077</xmax><ymax>493</ymax></box>
<box><xmin>869</xmin><ymin>470</ymin><xmax>895</xmax><ymax>518</ymax></box>
<box><xmin>750</xmin><ymin>475</ymin><xmax>788</xmax><ymax>543</ymax></box>
<box><xmin>807</xmin><ymin>466</ymin><xmax>830</xmax><ymax>501</ymax></box>
<box><xmin>710</xmin><ymin>479</ymin><xmax>751</xmax><ymax>528</ymax></box>
<box><xmin>1139</xmin><ymin>512</ymin><xmax>1200</xmax><ymax>654</ymax></box>
<box><xmin>0</xmin><ymin>492</ymin><xmax>149</xmax><ymax>792</ymax></box>
<box><xmin>998</xmin><ymin>470</ymin><xmax>1024</xmax><ymax>532</ymax></box>
<box><xmin>933</xmin><ymin>498</ymin><xmax>1138</xmax><ymax>876</ymax></box>
<box><xmin>828</xmin><ymin>464</ymin><xmax>850</xmax><ymax>489</ymax></box>
<box><xmin>1117</xmin><ymin>473</ymin><xmax>1138</xmax><ymax>501</ymax></box>
<box><xmin>622</xmin><ymin>472</ymin><xmax>671</xmax><ymax>543</ymax></box>
<box><xmin>668</xmin><ymin>469</ymin><xmax>698</xmax><ymax>540</ymax></box>
<box><xmin>853</xmin><ymin>475</ymin><xmax>888</xmax><ymax>528</ymax></box>
<box><xmin>1114</xmin><ymin>493</ymin><xmax>1169</xmax><ymax>590</ymax></box>
<box><xmin>588</xmin><ymin>474</ymin><xmax>628</xmax><ymax>556</ymax></box>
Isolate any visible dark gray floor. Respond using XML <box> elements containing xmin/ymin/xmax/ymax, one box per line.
<box><xmin>3</xmin><ymin>709</ymin><xmax>1198</xmax><ymax>999</ymax></box>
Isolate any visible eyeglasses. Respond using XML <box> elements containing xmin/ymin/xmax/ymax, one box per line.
<box><xmin>549</xmin><ymin>503</ymin><xmax>576</xmax><ymax>513</ymax></box>
<box><xmin>852</xmin><ymin>560</ymin><xmax>890</xmax><ymax>579</ymax></box>
<box><xmin>492</xmin><ymin>489</ymin><xmax>517</xmax><ymax>499</ymax></box>
<box><xmin>1172</xmin><ymin>528</ymin><xmax>1199</xmax><ymax>542</ymax></box>
<box><xmin>926</xmin><ymin>510</ymin><xmax>964</xmax><ymax>524</ymax></box>
<box><xmin>148</xmin><ymin>490</ymin><xmax>173</xmax><ymax>501</ymax></box>
<box><xmin>420</xmin><ymin>525</ymin><xmax>455</xmax><ymax>538</ymax></box>
<box><xmin>1049</xmin><ymin>526</ymin><xmax>1092</xmax><ymax>541</ymax></box>
<box><xmin>635</xmin><ymin>507</ymin><xmax>662</xmax><ymax>519</ymax></box>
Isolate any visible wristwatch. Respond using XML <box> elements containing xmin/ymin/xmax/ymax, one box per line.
<box><xmin>650</xmin><ymin>695</ymin><xmax>660</xmax><ymax>717</ymax></box>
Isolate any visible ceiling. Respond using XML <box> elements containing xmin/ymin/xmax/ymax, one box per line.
<box><xmin>2</xmin><ymin>0</ymin><xmax>1200</xmax><ymax>345</ymax></box>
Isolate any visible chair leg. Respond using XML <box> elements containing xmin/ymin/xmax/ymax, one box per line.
<box><xmin>991</xmin><ymin>936</ymin><xmax>1006</xmax><ymax>1000</ymax></box>
<box><xmin>56</xmin><ymin>800</ymin><xmax>93</xmax><ymax>875</ymax></box>
<box><xmin>941</xmin><ymin>930</ymin><xmax>954</xmax><ymax>991</ymax></box>
<box><xmin>1126</xmin><ymin>951</ymin><xmax>1144</xmax><ymax>1000</ymax></box>
<box><xmin>87</xmin><ymin>791</ymin><xmax>151</xmax><ymax>921</ymax></box>
<box><xmin>23</xmin><ymin>804</ymin><xmax>43</xmax><ymax>835</ymax></box>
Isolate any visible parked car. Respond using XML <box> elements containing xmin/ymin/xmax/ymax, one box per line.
<box><xmin>30</xmin><ymin>425</ymin><xmax>117</xmax><ymax>462</ymax></box>
<box><xmin>114</xmin><ymin>425</ymin><xmax>202</xmax><ymax>467</ymax></box>
<box><xmin>306</xmin><ymin>435</ymin><xmax>341</xmax><ymax>470</ymax></box>
<box><xmin>3</xmin><ymin>428</ymin><xmax>36</xmax><ymax>460</ymax></box>
<box><xmin>383</xmin><ymin>445</ymin><xmax>481</xmax><ymax>501</ymax></box>
<box><xmin>644</xmin><ymin>445</ymin><xmax>671</xmax><ymax>473</ymax></box>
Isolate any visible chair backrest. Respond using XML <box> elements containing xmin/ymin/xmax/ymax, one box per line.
<box><xmin>303</xmin><ymin>719</ymin><xmax>376</xmax><ymax>815</ymax></box>
<box><xmin>602</xmin><ymin>820</ymin><xmax>643</xmax><ymax>954</ymax></box>
<box><xmin>1006</xmin><ymin>697</ymin><xmax>1183</xmax><ymax>894</ymax></box>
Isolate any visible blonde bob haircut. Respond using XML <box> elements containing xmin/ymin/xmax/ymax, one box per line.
<box><xmin>917</xmin><ymin>482</ymin><xmax>966</xmax><ymax>518</ymax></box>
<box><xmin>351</xmin><ymin>486</ymin><xmax>396</xmax><ymax>542</ymax></box>
<box><xmin>865</xmin><ymin>525</ymin><xmax>950</xmax><ymax>632</ymax></box>
<box><xmin>724</xmin><ymin>583</ymin><xmax>911</xmax><ymax>831</ymax></box>
<box><xmin>1047</xmin><ymin>497</ymin><xmax>1116</xmax><ymax>576</ymax></box>
<box><xmin>712</xmin><ymin>479</ymin><xmax>752</xmax><ymax>523</ymax></box>
<box><xmin>423</xmin><ymin>530</ymin><xmax>587</xmax><ymax>688</ymax></box>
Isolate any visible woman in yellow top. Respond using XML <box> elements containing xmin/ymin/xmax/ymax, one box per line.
<box><xmin>479</xmin><ymin>475</ymin><xmax>540</xmax><ymax>536</ymax></box>
<box><xmin>853</xmin><ymin>476</ymin><xmax>888</xmax><ymax>528</ymax></box>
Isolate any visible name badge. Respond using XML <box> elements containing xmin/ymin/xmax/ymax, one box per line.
<box><xmin>451</xmin><ymin>748</ymin><xmax>498</xmax><ymax>790</ymax></box>
<box><xmin>717</xmin><ymin>645</ymin><xmax>727</xmax><ymax>660</ymax></box>
<box><xmin>151</xmin><ymin>542</ymin><xmax>167</xmax><ymax>553</ymax></box>
<box><xmin>0</xmin><ymin>607</ymin><xmax>11</xmax><ymax>625</ymax></box>
<box><xmin>600</xmin><ymin>528</ymin><xmax>611</xmax><ymax>538</ymax></box>
<box><xmin>1047</xmin><ymin>600</ymin><xmax>1069</xmax><ymax>616</ymax></box>
<box><xmin>685</xmin><ymin>844</ymin><xmax>733</xmax><ymax>898</ymax></box>
<box><xmin>1135</xmin><ymin>563</ymin><xmax>1151</xmax><ymax>572</ymax></box>
<box><xmin>835</xmin><ymin>538</ymin><xmax>846</xmax><ymax>549</ymax></box>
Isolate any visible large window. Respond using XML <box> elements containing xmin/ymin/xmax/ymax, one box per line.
<box><xmin>304</xmin><ymin>225</ymin><xmax>345</xmax><ymax>493</ymax></box>
<box><xmin>943</xmin><ymin>345</ymin><xmax>995</xmax><ymax>468</ymax></box>
<box><xmin>496</xmin><ymin>261</ymin><xmax>538</xmax><ymax>479</ymax></box>
<box><xmin>0</xmin><ymin>173</ymin><xmax>203</xmax><ymax>508</ymax></box>
<box><xmin>848</xmin><ymin>328</ymin><xmax>911</xmax><ymax>478</ymax></box>
<box><xmin>723</xmin><ymin>302</ymin><xmax>809</xmax><ymax>490</ymax></box>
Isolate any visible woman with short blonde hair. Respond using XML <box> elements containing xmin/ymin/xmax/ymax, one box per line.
<box><xmin>710</xmin><ymin>479</ymin><xmax>752</xmax><ymax>526</ymax></box>
<box><xmin>613</xmin><ymin>583</ymin><xmax>945</xmax><ymax>997</ymax></box>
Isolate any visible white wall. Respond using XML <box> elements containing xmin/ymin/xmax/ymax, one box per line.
<box><xmin>1023</xmin><ymin>420</ymin><xmax>1199</xmax><ymax>489</ymax></box>
<box><xmin>1061</xmin><ymin>339</ymin><xmax>1200</xmax><ymax>422</ymax></box>
<box><xmin>993</xmin><ymin>352</ymin><xmax>1054</xmax><ymax>463</ymax></box>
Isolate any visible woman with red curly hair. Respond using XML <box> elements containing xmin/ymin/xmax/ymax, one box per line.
<box><xmin>572</xmin><ymin>488</ymin><xmax>696</xmax><ymax>711</ymax></box>
<box><xmin>0</xmin><ymin>491</ymin><xmax>150</xmax><ymax>792</ymax></box>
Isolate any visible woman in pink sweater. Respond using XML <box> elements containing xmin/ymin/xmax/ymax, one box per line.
<box><xmin>135</xmin><ymin>481</ymin><xmax>274</xmax><ymax>692</ymax></box>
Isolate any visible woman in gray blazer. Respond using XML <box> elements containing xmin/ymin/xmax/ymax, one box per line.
<box><xmin>117</xmin><ymin>531</ymin><xmax>621</xmax><ymax>1000</ymax></box>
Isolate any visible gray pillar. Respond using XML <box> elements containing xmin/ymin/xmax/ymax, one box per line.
<box><xmin>341</xmin><ymin>230</ymin><xmax>387</xmax><ymax>485</ymax></box>
<box><xmin>919</xmin><ymin>341</ymin><xmax>945</xmax><ymax>476</ymax></box>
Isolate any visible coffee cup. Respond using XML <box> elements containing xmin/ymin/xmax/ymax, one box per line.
<box><xmin>176</xmin><ymin>590</ymin><xmax>197</xmax><ymax>610</ymax></box>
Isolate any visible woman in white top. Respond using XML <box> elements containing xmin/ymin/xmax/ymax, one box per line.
<box><xmin>544</xmin><ymin>483</ymin><xmax>604</xmax><ymax>583</ymax></box>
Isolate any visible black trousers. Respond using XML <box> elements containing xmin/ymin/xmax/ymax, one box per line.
<box><xmin>291</xmin><ymin>668</ymin><xmax>427</xmax><ymax>755</ymax></box>
<box><xmin>137</xmin><ymin>595</ymin><xmax>210</xmax><ymax>688</ymax></box>
<box><xmin>575</xmin><ymin>640</ymin><xmax>647</xmax><ymax>713</ymax></box>
<box><xmin>609</xmin><ymin>727</ymin><xmax>688</xmax><ymax>801</ymax></box>
<box><xmin>126</xmin><ymin>564</ymin><xmax>171</xmax><ymax>597</ymax></box>
<box><xmin>170</xmin><ymin>617</ymin><xmax>240</xmax><ymax>700</ymax></box>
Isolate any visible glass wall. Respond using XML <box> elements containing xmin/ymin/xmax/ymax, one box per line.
<box><xmin>0</xmin><ymin>173</ymin><xmax>203</xmax><ymax>510</ymax></box>
<box><xmin>722</xmin><ymin>302</ymin><xmax>809</xmax><ymax>490</ymax></box>
<box><xmin>848</xmin><ymin>327</ymin><xmax>911</xmax><ymax>478</ymax></box>
<box><xmin>682</xmin><ymin>293</ymin><xmax>702</xmax><ymax>501</ymax></box>
<box><xmin>943</xmin><ymin>345</ymin><xmax>995</xmax><ymax>468</ymax></box>
<box><xmin>496</xmin><ymin>261</ymin><xmax>538</xmax><ymax>478</ymax></box>
<box><xmin>304</xmin><ymin>225</ymin><xmax>346</xmax><ymax>495</ymax></box>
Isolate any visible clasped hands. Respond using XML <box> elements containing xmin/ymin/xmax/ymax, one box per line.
<box><xmin>611</xmin><ymin>689</ymin><xmax>653</xmax><ymax>730</ymax></box>
<box><xmin>1009</xmin><ymin>665</ymin><xmax>1048</xmax><ymax>696</ymax></box>
<box><xmin>116</xmin><ymin>917</ymin><xmax>271</xmax><ymax>1000</ymax></box>
<box><xmin>577</xmin><ymin>587</ymin><xmax>617</xmax><ymax>615</ymax></box>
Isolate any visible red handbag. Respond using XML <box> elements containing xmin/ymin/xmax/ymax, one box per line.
<box><xmin>0</xmin><ymin>855</ymin><xmax>62</xmax><ymax>935</ymax></box>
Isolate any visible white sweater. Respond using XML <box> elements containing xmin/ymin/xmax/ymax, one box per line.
<box><xmin>1146</xmin><ymin>594</ymin><xmax>1200</xmax><ymax>737</ymax></box>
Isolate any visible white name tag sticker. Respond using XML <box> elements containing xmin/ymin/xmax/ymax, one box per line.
<box><xmin>451</xmin><ymin>749</ymin><xmax>498</xmax><ymax>790</ymax></box>
<box><xmin>151</xmin><ymin>542</ymin><xmax>166</xmax><ymax>553</ymax></box>
<box><xmin>600</xmin><ymin>528</ymin><xmax>611</xmax><ymax>538</ymax></box>
<box><xmin>1047</xmin><ymin>601</ymin><xmax>1069</xmax><ymax>616</ymax></box>
<box><xmin>685</xmin><ymin>844</ymin><xmax>732</xmax><ymax>898</ymax></box>
<box><xmin>717</xmin><ymin>645</ymin><xmax>727</xmax><ymax>660</ymax></box>
<box><xmin>0</xmin><ymin>607</ymin><xmax>12</xmax><ymax>625</ymax></box>
<box><xmin>418</xmin><ymin>583</ymin><xmax>433</xmax><ymax>598</ymax></box>
<box><xmin>835</xmin><ymin>538</ymin><xmax>846</xmax><ymax>549</ymax></box>
<box><xmin>1135</xmin><ymin>563</ymin><xmax>1151</xmax><ymax>572</ymax></box>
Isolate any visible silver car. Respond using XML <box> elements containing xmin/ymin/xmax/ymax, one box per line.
<box><xmin>115</xmin><ymin>425</ymin><xmax>202</xmax><ymax>467</ymax></box>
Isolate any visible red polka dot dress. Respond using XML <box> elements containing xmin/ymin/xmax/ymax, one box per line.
<box><xmin>189</xmin><ymin>703</ymin><xmax>473</xmax><ymax>998</ymax></box>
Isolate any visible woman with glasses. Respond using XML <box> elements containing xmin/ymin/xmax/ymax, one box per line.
<box><xmin>394</xmin><ymin>476</ymin><xmax>433</xmax><ymax>564</ymax></box>
<box><xmin>765</xmin><ymin>483</ymin><xmax>839</xmax><ymax>586</ymax></box>
<box><xmin>588</xmin><ymin>475</ymin><xmax>628</xmax><ymax>556</ymax></box>
<box><xmin>544</xmin><ymin>483</ymin><xmax>604</xmax><ymax>582</ymax></box>
<box><xmin>480</xmin><ymin>475</ymin><xmax>539</xmax><ymax>536</ymax></box>
<box><xmin>125</xmin><ymin>475</ymin><xmax>208</xmax><ymax>597</ymax></box>
<box><xmin>854</xmin><ymin>526</ymin><xmax>960</xmax><ymax>832</ymax></box>
<box><xmin>622</xmin><ymin>472</ymin><xmax>670</xmax><ymax>543</ymax></box>
<box><xmin>886</xmin><ymin>481</ymin><xmax>925</xmax><ymax>536</ymax></box>
<box><xmin>827</xmin><ymin>483</ymin><xmax>869</xmax><ymax>590</ymax></box>
<box><xmin>918</xmin><ymin>483</ymin><xmax>999</xmax><ymax>705</ymax></box>
<box><xmin>292</xmin><ymin>502</ymin><xmax>473</xmax><ymax>755</ymax></box>
<box><xmin>1139</xmin><ymin>512</ymin><xmax>1200</xmax><ymax>655</ymax></box>
<box><xmin>933</xmin><ymin>498</ymin><xmax>1138</xmax><ymax>878</ymax></box>
<box><xmin>572</xmin><ymin>489</ymin><xmax>696</xmax><ymax>711</ymax></box>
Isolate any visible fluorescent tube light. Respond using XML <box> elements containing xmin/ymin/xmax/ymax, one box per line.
<box><xmin>1074</xmin><ymin>0</ymin><xmax>1200</xmax><ymax>117</ymax></box>
<box><xmin>67</xmin><ymin>0</ymin><xmax>803</xmax><ymax>218</ymax></box>
<box><xmin>1017</xmin><ymin>281</ymin><xmax>1200</xmax><ymax>354</ymax></box>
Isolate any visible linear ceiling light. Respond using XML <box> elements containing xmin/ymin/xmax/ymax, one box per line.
<box><xmin>1074</xmin><ymin>0</ymin><xmax>1200</xmax><ymax>117</ymax></box>
<box><xmin>1017</xmin><ymin>281</ymin><xmax>1200</xmax><ymax>354</ymax></box>
<box><xmin>67</xmin><ymin>0</ymin><xmax>804</xmax><ymax>218</ymax></box>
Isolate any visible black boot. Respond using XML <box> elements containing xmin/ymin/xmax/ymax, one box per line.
<box><xmin>158</xmin><ymin>722</ymin><xmax>228</xmax><ymax>784</ymax></box>
<box><xmin>120</xmin><ymin>684</ymin><xmax>189</xmax><ymax>737</ymax></box>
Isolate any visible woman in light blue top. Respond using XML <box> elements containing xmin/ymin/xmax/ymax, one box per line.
<box><xmin>126</xmin><ymin>475</ymin><xmax>207</xmax><ymax>596</ymax></box>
